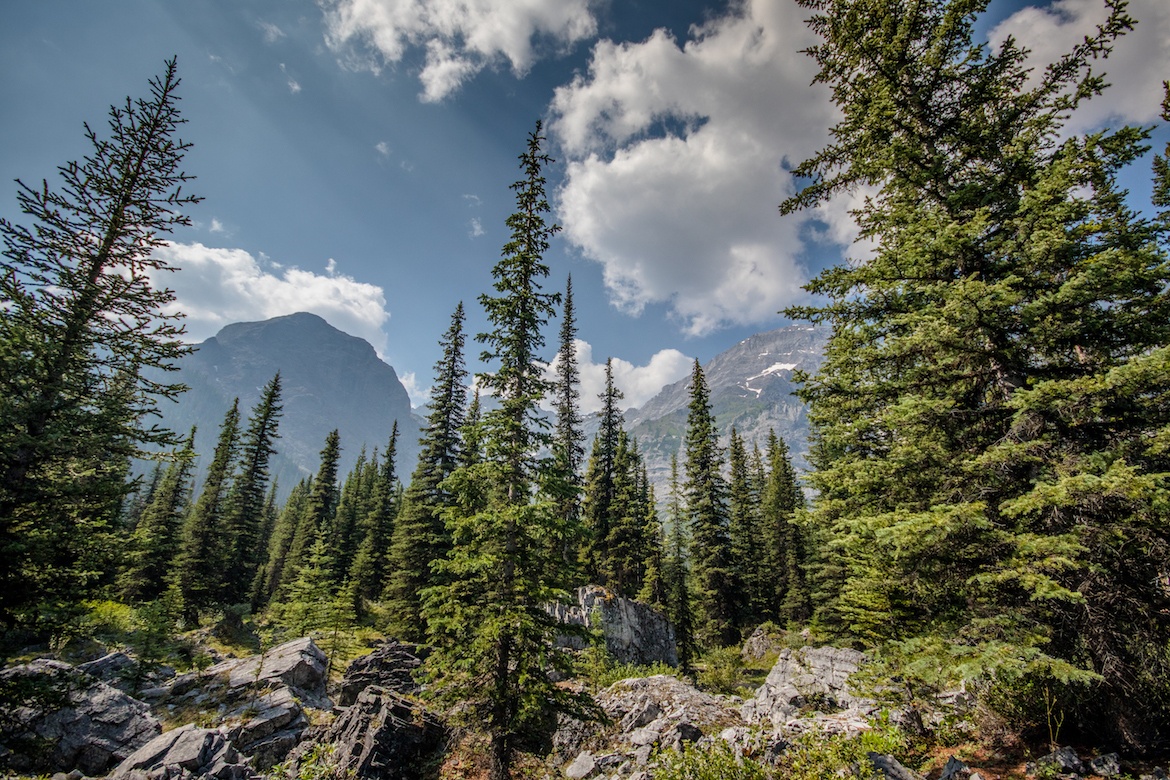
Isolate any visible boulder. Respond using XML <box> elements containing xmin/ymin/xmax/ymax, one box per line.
<box><xmin>198</xmin><ymin>636</ymin><xmax>326</xmax><ymax>700</ymax></box>
<box><xmin>337</xmin><ymin>640</ymin><xmax>422</xmax><ymax>706</ymax></box>
<box><xmin>291</xmin><ymin>685</ymin><xmax>444</xmax><ymax>780</ymax></box>
<box><xmin>866</xmin><ymin>752</ymin><xmax>923</xmax><ymax>780</ymax></box>
<box><xmin>741</xmin><ymin>625</ymin><xmax>788</xmax><ymax>662</ymax></box>
<box><xmin>0</xmin><ymin>659</ymin><xmax>161</xmax><ymax>776</ymax></box>
<box><xmin>1026</xmin><ymin>746</ymin><xmax>1085</xmax><ymax>777</ymax></box>
<box><xmin>1089</xmin><ymin>753</ymin><xmax>1122</xmax><ymax>777</ymax></box>
<box><xmin>110</xmin><ymin>724</ymin><xmax>254</xmax><ymax>780</ymax></box>
<box><xmin>741</xmin><ymin>646</ymin><xmax>870</xmax><ymax>731</ymax></box>
<box><xmin>550</xmin><ymin>585</ymin><xmax>678</xmax><ymax>666</ymax></box>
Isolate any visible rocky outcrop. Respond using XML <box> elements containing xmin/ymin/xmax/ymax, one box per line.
<box><xmin>110</xmin><ymin>724</ymin><xmax>255</xmax><ymax>780</ymax></box>
<box><xmin>289</xmin><ymin>686</ymin><xmax>444</xmax><ymax>780</ymax></box>
<box><xmin>337</xmin><ymin>640</ymin><xmax>422</xmax><ymax>706</ymax></box>
<box><xmin>740</xmin><ymin>625</ymin><xmax>789</xmax><ymax>662</ymax></box>
<box><xmin>551</xmin><ymin>586</ymin><xmax>677</xmax><ymax>667</ymax></box>
<box><xmin>0</xmin><ymin>659</ymin><xmax>161</xmax><ymax>776</ymax></box>
<box><xmin>741</xmin><ymin>646</ymin><xmax>872</xmax><ymax>735</ymax></box>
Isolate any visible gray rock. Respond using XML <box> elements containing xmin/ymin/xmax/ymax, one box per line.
<box><xmin>866</xmin><ymin>752</ymin><xmax>923</xmax><ymax>780</ymax></box>
<box><xmin>0</xmin><ymin>659</ymin><xmax>161</xmax><ymax>776</ymax></box>
<box><xmin>566</xmin><ymin>750</ymin><xmax>597</xmax><ymax>779</ymax></box>
<box><xmin>939</xmin><ymin>755</ymin><xmax>970</xmax><ymax>780</ymax></box>
<box><xmin>337</xmin><ymin>640</ymin><xmax>422</xmax><ymax>706</ymax></box>
<box><xmin>110</xmin><ymin>724</ymin><xmax>253</xmax><ymax>780</ymax></box>
<box><xmin>1029</xmin><ymin>746</ymin><xmax>1085</xmax><ymax>776</ymax></box>
<box><xmin>204</xmin><ymin>637</ymin><xmax>327</xmax><ymax>698</ymax></box>
<box><xmin>1089</xmin><ymin>753</ymin><xmax>1122</xmax><ymax>777</ymax></box>
<box><xmin>550</xmin><ymin>585</ymin><xmax>678</xmax><ymax>666</ymax></box>
<box><xmin>742</xmin><ymin>646</ymin><xmax>869</xmax><ymax>730</ymax></box>
<box><xmin>1139</xmin><ymin>769</ymin><xmax>1168</xmax><ymax>780</ymax></box>
<box><xmin>290</xmin><ymin>685</ymin><xmax>443</xmax><ymax>780</ymax></box>
<box><xmin>77</xmin><ymin>652</ymin><xmax>139</xmax><ymax>692</ymax></box>
<box><xmin>741</xmin><ymin>625</ymin><xmax>788</xmax><ymax>662</ymax></box>
<box><xmin>627</xmin><ymin>727</ymin><xmax>659</xmax><ymax>747</ymax></box>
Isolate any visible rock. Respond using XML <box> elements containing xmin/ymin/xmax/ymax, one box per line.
<box><xmin>337</xmin><ymin>640</ymin><xmax>423</xmax><ymax>706</ymax></box>
<box><xmin>660</xmin><ymin>721</ymin><xmax>703</xmax><ymax>752</ymax></box>
<box><xmin>0</xmin><ymin>659</ymin><xmax>161</xmax><ymax>776</ymax></box>
<box><xmin>1027</xmin><ymin>746</ymin><xmax>1085</xmax><ymax>776</ymax></box>
<box><xmin>550</xmin><ymin>585</ymin><xmax>678</xmax><ymax>666</ymax></box>
<box><xmin>1139</xmin><ymin>769</ymin><xmax>1168</xmax><ymax>780</ymax></box>
<box><xmin>939</xmin><ymin>755</ymin><xmax>971</xmax><ymax>780</ymax></box>
<box><xmin>741</xmin><ymin>646</ymin><xmax>870</xmax><ymax>730</ymax></box>
<box><xmin>866</xmin><ymin>752</ymin><xmax>923</xmax><ymax>780</ymax></box>
<box><xmin>205</xmin><ymin>637</ymin><xmax>327</xmax><ymax>698</ymax></box>
<box><xmin>291</xmin><ymin>685</ymin><xmax>443</xmax><ymax>780</ymax></box>
<box><xmin>1089</xmin><ymin>754</ymin><xmax>1122</xmax><ymax>777</ymax></box>
<box><xmin>110</xmin><ymin>723</ymin><xmax>254</xmax><ymax>780</ymax></box>
<box><xmin>741</xmin><ymin>625</ymin><xmax>788</xmax><ymax>662</ymax></box>
<box><xmin>565</xmin><ymin>750</ymin><xmax>597</xmax><ymax>779</ymax></box>
<box><xmin>77</xmin><ymin>652</ymin><xmax>139</xmax><ymax>692</ymax></box>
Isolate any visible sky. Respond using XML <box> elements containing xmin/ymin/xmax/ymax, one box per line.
<box><xmin>2</xmin><ymin>0</ymin><xmax>1168</xmax><ymax>412</ymax></box>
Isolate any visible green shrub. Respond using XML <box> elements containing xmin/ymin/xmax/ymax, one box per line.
<box><xmin>576</xmin><ymin>644</ymin><xmax>675</xmax><ymax>690</ymax></box>
<box><xmin>654</xmin><ymin>741</ymin><xmax>771</xmax><ymax>780</ymax></box>
<box><xmin>777</xmin><ymin>718</ymin><xmax>915</xmax><ymax>780</ymax></box>
<box><xmin>697</xmin><ymin>645</ymin><xmax>748</xmax><ymax>695</ymax></box>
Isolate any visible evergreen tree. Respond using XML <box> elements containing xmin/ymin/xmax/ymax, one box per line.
<box><xmin>663</xmin><ymin>454</ymin><xmax>694</xmax><ymax>675</ymax></box>
<box><xmin>120</xmin><ymin>428</ymin><xmax>196</xmax><ymax>603</ymax></box>
<box><xmin>787</xmin><ymin>0</ymin><xmax>1170</xmax><ymax>745</ymax></box>
<box><xmin>422</xmin><ymin>122</ymin><xmax>588</xmax><ymax>780</ymax></box>
<box><xmin>174</xmin><ymin>399</ymin><xmax>240</xmax><ymax>621</ymax></box>
<box><xmin>220</xmin><ymin>372</ymin><xmax>282</xmax><ymax>605</ymax></box>
<box><xmin>0</xmin><ymin>58</ymin><xmax>199</xmax><ymax>633</ymax></box>
<box><xmin>348</xmin><ymin>426</ymin><xmax>400</xmax><ymax>621</ymax></box>
<box><xmin>759</xmin><ymin>432</ymin><xmax>807</xmax><ymax>623</ymax></box>
<box><xmin>280</xmin><ymin>430</ymin><xmax>341</xmax><ymax>591</ymax></box>
<box><xmin>727</xmin><ymin>428</ymin><xmax>764</xmax><ymax>630</ymax></box>
<box><xmin>582</xmin><ymin>358</ymin><xmax>623</xmax><ymax>582</ymax></box>
<box><xmin>636</xmin><ymin>466</ymin><xmax>666</xmax><ymax>608</ymax></box>
<box><xmin>385</xmin><ymin>304</ymin><xmax>468</xmax><ymax>640</ymax></box>
<box><xmin>331</xmin><ymin>447</ymin><xmax>372</xmax><ymax>581</ymax></box>
<box><xmin>682</xmin><ymin>360</ymin><xmax>738</xmax><ymax>647</ymax></box>
<box><xmin>272</xmin><ymin>532</ymin><xmax>347</xmax><ymax>639</ymax></box>
<box><xmin>122</xmin><ymin>464</ymin><xmax>164</xmax><ymax>534</ymax></box>
<box><xmin>253</xmin><ymin>478</ymin><xmax>310</xmax><ymax>609</ymax></box>
<box><xmin>549</xmin><ymin>275</ymin><xmax>585</xmax><ymax>581</ymax></box>
<box><xmin>604</xmin><ymin>431</ymin><xmax>651</xmax><ymax>596</ymax></box>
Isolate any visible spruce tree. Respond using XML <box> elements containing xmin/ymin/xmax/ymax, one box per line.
<box><xmin>348</xmin><ymin>426</ymin><xmax>400</xmax><ymax>621</ymax></box>
<box><xmin>760</xmin><ymin>432</ymin><xmax>807</xmax><ymax>624</ymax></box>
<box><xmin>727</xmin><ymin>428</ymin><xmax>764</xmax><ymax>630</ymax></box>
<box><xmin>385</xmin><ymin>304</ymin><xmax>468</xmax><ymax>640</ymax></box>
<box><xmin>787</xmin><ymin>0</ymin><xmax>1170</xmax><ymax>745</ymax></box>
<box><xmin>253</xmin><ymin>478</ymin><xmax>310</xmax><ymax>609</ymax></box>
<box><xmin>120</xmin><ymin>428</ymin><xmax>196</xmax><ymax>603</ymax></box>
<box><xmin>663</xmin><ymin>454</ymin><xmax>694</xmax><ymax>674</ymax></box>
<box><xmin>0</xmin><ymin>58</ymin><xmax>199</xmax><ymax>633</ymax></box>
<box><xmin>682</xmin><ymin>359</ymin><xmax>738</xmax><ymax>647</ymax></box>
<box><xmin>422</xmin><ymin>122</ymin><xmax>588</xmax><ymax>780</ymax></box>
<box><xmin>220</xmin><ymin>372</ymin><xmax>282</xmax><ymax>605</ymax></box>
<box><xmin>549</xmin><ymin>275</ymin><xmax>585</xmax><ymax>581</ymax></box>
<box><xmin>280</xmin><ymin>430</ymin><xmax>341</xmax><ymax>590</ymax></box>
<box><xmin>582</xmin><ymin>358</ymin><xmax>623</xmax><ymax>582</ymax></box>
<box><xmin>174</xmin><ymin>399</ymin><xmax>240</xmax><ymax>621</ymax></box>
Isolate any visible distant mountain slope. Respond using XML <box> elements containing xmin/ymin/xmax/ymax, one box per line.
<box><xmin>625</xmin><ymin>324</ymin><xmax>827</xmax><ymax>487</ymax></box>
<box><xmin>154</xmin><ymin>312</ymin><xmax>421</xmax><ymax>494</ymax></box>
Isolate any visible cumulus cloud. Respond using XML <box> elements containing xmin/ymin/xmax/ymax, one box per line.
<box><xmin>989</xmin><ymin>0</ymin><xmax>1170</xmax><ymax>131</ymax></box>
<box><xmin>398</xmin><ymin>371</ymin><xmax>431</xmax><ymax>408</ymax></box>
<box><xmin>546</xmin><ymin>339</ymin><xmax>692</xmax><ymax>413</ymax></box>
<box><xmin>152</xmin><ymin>242</ymin><xmax>392</xmax><ymax>355</ymax></box>
<box><xmin>549</xmin><ymin>0</ymin><xmax>840</xmax><ymax>336</ymax></box>
<box><xmin>317</xmin><ymin>0</ymin><xmax>599</xmax><ymax>101</ymax></box>
<box><xmin>375</xmin><ymin>140</ymin><xmax>391</xmax><ymax>157</ymax></box>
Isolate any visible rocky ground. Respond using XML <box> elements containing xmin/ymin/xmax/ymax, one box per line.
<box><xmin>1</xmin><ymin>592</ymin><xmax>1165</xmax><ymax>780</ymax></box>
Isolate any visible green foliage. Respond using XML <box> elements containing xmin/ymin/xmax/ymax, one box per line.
<box><xmin>696</xmin><ymin>645</ymin><xmax>748</xmax><ymax>696</ymax></box>
<box><xmin>0</xmin><ymin>57</ymin><xmax>199</xmax><ymax>637</ymax></box>
<box><xmin>776</xmin><ymin>719</ymin><xmax>914</xmax><ymax>780</ymax></box>
<box><xmin>575</xmin><ymin>643</ymin><xmax>675</xmax><ymax>691</ymax></box>
<box><xmin>786</xmin><ymin>0</ymin><xmax>1170</xmax><ymax>747</ymax></box>
<box><xmin>653</xmin><ymin>741</ymin><xmax>770</xmax><ymax>780</ymax></box>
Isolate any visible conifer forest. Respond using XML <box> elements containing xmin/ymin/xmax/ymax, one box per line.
<box><xmin>3</xmin><ymin>1</ymin><xmax>1170</xmax><ymax>778</ymax></box>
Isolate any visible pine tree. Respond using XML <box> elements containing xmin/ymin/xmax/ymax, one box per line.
<box><xmin>0</xmin><ymin>58</ymin><xmax>200</xmax><ymax>633</ymax></box>
<box><xmin>253</xmin><ymin>478</ymin><xmax>310</xmax><ymax>609</ymax></box>
<box><xmin>549</xmin><ymin>275</ymin><xmax>585</xmax><ymax>582</ymax></box>
<box><xmin>348</xmin><ymin>426</ymin><xmax>400</xmax><ymax>621</ymax></box>
<box><xmin>280</xmin><ymin>430</ymin><xmax>341</xmax><ymax>591</ymax></box>
<box><xmin>220</xmin><ymin>372</ymin><xmax>282</xmax><ymax>605</ymax></box>
<box><xmin>120</xmin><ymin>428</ymin><xmax>196</xmax><ymax>603</ymax></box>
<box><xmin>636</xmin><ymin>466</ymin><xmax>666</xmax><ymax>608</ymax></box>
<box><xmin>759</xmin><ymin>432</ymin><xmax>807</xmax><ymax>624</ymax></box>
<box><xmin>422</xmin><ymin>122</ymin><xmax>588</xmax><ymax>780</ymax></box>
<box><xmin>582</xmin><ymin>358</ymin><xmax>623</xmax><ymax>582</ymax></box>
<box><xmin>663</xmin><ymin>454</ymin><xmax>694</xmax><ymax>675</ymax></box>
<box><xmin>787</xmin><ymin>0</ymin><xmax>1170</xmax><ymax>745</ymax></box>
<box><xmin>385</xmin><ymin>304</ymin><xmax>468</xmax><ymax>640</ymax></box>
<box><xmin>682</xmin><ymin>360</ymin><xmax>738</xmax><ymax>647</ymax></box>
<box><xmin>173</xmin><ymin>399</ymin><xmax>240</xmax><ymax>621</ymax></box>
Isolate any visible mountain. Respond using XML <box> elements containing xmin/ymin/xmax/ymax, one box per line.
<box><xmin>625</xmin><ymin>324</ymin><xmax>827</xmax><ymax>488</ymax></box>
<box><xmin>154</xmin><ymin>312</ymin><xmax>421</xmax><ymax>494</ymax></box>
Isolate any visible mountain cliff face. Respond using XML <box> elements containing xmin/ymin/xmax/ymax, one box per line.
<box><xmin>625</xmin><ymin>324</ymin><xmax>827</xmax><ymax>486</ymax></box>
<box><xmin>155</xmin><ymin>312</ymin><xmax>420</xmax><ymax>493</ymax></box>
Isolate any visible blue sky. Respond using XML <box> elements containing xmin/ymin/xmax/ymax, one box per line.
<box><xmin>2</xmin><ymin>0</ymin><xmax>1168</xmax><ymax>411</ymax></box>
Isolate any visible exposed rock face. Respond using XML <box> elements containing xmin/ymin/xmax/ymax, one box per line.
<box><xmin>0</xmin><ymin>659</ymin><xmax>161</xmax><ymax>776</ymax></box>
<box><xmin>740</xmin><ymin>625</ymin><xmax>789</xmax><ymax>662</ymax></box>
<box><xmin>294</xmin><ymin>686</ymin><xmax>444</xmax><ymax>780</ymax></box>
<box><xmin>551</xmin><ymin>586</ymin><xmax>678</xmax><ymax>667</ymax></box>
<box><xmin>110</xmin><ymin>724</ymin><xmax>255</xmax><ymax>780</ymax></box>
<box><xmin>741</xmin><ymin>646</ymin><xmax>871</xmax><ymax>733</ymax></box>
<box><xmin>337</xmin><ymin>640</ymin><xmax>422</xmax><ymax>707</ymax></box>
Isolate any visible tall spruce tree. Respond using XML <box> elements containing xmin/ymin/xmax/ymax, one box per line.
<box><xmin>422</xmin><ymin>122</ymin><xmax>588</xmax><ymax>780</ymax></box>
<box><xmin>0</xmin><ymin>59</ymin><xmax>199</xmax><ymax>633</ymax></box>
<box><xmin>220</xmin><ymin>372</ymin><xmax>282</xmax><ymax>605</ymax></box>
<box><xmin>253</xmin><ymin>478</ymin><xmax>311</xmax><ymax>609</ymax></box>
<box><xmin>759</xmin><ymin>431</ymin><xmax>807</xmax><ymax>624</ymax></box>
<box><xmin>280</xmin><ymin>430</ymin><xmax>342</xmax><ymax>591</ymax></box>
<box><xmin>787</xmin><ymin>0</ymin><xmax>1170</xmax><ymax>745</ymax></box>
<box><xmin>348</xmin><ymin>426</ymin><xmax>400</xmax><ymax>621</ymax></box>
<box><xmin>174</xmin><ymin>399</ymin><xmax>240</xmax><ymax>621</ymax></box>
<box><xmin>727</xmin><ymin>428</ymin><xmax>764</xmax><ymax>630</ymax></box>
<box><xmin>663</xmin><ymin>454</ymin><xmax>694</xmax><ymax>675</ymax></box>
<box><xmin>120</xmin><ymin>428</ymin><xmax>196</xmax><ymax>604</ymax></box>
<box><xmin>582</xmin><ymin>358</ymin><xmax>624</xmax><ymax>582</ymax></box>
<box><xmin>682</xmin><ymin>359</ymin><xmax>738</xmax><ymax>647</ymax></box>
<box><xmin>549</xmin><ymin>276</ymin><xmax>585</xmax><ymax>582</ymax></box>
<box><xmin>385</xmin><ymin>304</ymin><xmax>468</xmax><ymax>641</ymax></box>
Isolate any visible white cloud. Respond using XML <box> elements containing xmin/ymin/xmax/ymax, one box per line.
<box><xmin>398</xmin><ymin>371</ymin><xmax>431</xmax><ymax>408</ymax></box>
<box><xmin>209</xmin><ymin>218</ymin><xmax>225</xmax><ymax>234</ymax></box>
<box><xmin>152</xmin><ymin>241</ymin><xmax>392</xmax><ymax>356</ymax></box>
<box><xmin>989</xmin><ymin>0</ymin><xmax>1170</xmax><ymax>132</ymax></box>
<box><xmin>280</xmin><ymin>63</ymin><xmax>302</xmax><ymax>93</ymax></box>
<box><xmin>549</xmin><ymin>0</ymin><xmax>841</xmax><ymax>336</ymax></box>
<box><xmin>469</xmin><ymin>217</ymin><xmax>484</xmax><ymax>237</ymax></box>
<box><xmin>375</xmin><ymin>140</ymin><xmax>391</xmax><ymax>157</ymax></box>
<box><xmin>317</xmin><ymin>0</ymin><xmax>599</xmax><ymax>101</ymax></box>
<box><xmin>259</xmin><ymin>21</ymin><xmax>286</xmax><ymax>44</ymax></box>
<box><xmin>546</xmin><ymin>338</ymin><xmax>692</xmax><ymax>413</ymax></box>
